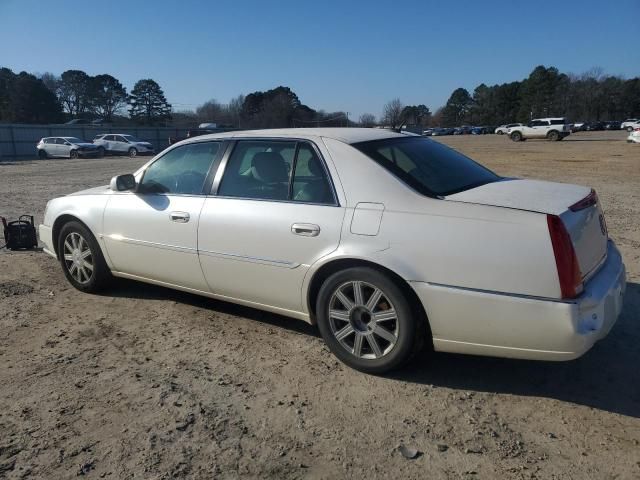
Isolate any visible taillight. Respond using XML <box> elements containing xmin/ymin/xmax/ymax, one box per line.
<box><xmin>569</xmin><ymin>188</ymin><xmax>597</xmax><ymax>212</ymax></box>
<box><xmin>547</xmin><ymin>215</ymin><xmax>583</xmax><ymax>299</ymax></box>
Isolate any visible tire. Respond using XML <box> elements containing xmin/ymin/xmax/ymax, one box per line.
<box><xmin>70</xmin><ymin>149</ymin><xmax>79</xmax><ymax>159</ymax></box>
<box><xmin>57</xmin><ymin>221</ymin><xmax>111</xmax><ymax>293</ymax></box>
<box><xmin>510</xmin><ymin>131</ymin><xmax>522</xmax><ymax>142</ymax></box>
<box><xmin>547</xmin><ymin>130</ymin><xmax>560</xmax><ymax>141</ymax></box>
<box><xmin>627</xmin><ymin>127</ymin><xmax>634</xmax><ymax>132</ymax></box>
<box><xmin>496</xmin><ymin>130</ymin><xmax>504</xmax><ymax>135</ymax></box>
<box><xmin>316</xmin><ymin>267</ymin><xmax>423</xmax><ymax>374</ymax></box>
<box><xmin>38</xmin><ymin>150</ymin><xmax>47</xmax><ymax>159</ymax></box>
<box><xmin>97</xmin><ymin>147</ymin><xmax>105</xmax><ymax>158</ymax></box>
<box><xmin>128</xmin><ymin>147</ymin><xmax>138</xmax><ymax>158</ymax></box>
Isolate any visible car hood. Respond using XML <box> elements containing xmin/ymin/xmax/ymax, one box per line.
<box><xmin>445</xmin><ymin>178</ymin><xmax>591</xmax><ymax>215</ymax></box>
<box><xmin>67</xmin><ymin>185</ymin><xmax>111</xmax><ymax>196</ymax></box>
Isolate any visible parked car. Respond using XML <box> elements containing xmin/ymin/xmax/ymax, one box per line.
<box><xmin>604</xmin><ymin>121</ymin><xmax>621</xmax><ymax>130</ymax></box>
<box><xmin>422</xmin><ymin>128</ymin><xmax>434</xmax><ymax>136</ymax></box>
<box><xmin>621</xmin><ymin>119</ymin><xmax>639</xmax><ymax>131</ymax></box>
<box><xmin>37</xmin><ymin>137</ymin><xmax>101</xmax><ymax>159</ymax></box>
<box><xmin>430</xmin><ymin>127</ymin><xmax>452</xmax><ymax>136</ymax></box>
<box><xmin>495</xmin><ymin>123</ymin><xmax>523</xmax><ymax>135</ymax></box>
<box><xmin>570</xmin><ymin>122</ymin><xmax>585</xmax><ymax>132</ymax></box>
<box><xmin>64</xmin><ymin>119</ymin><xmax>91</xmax><ymax>125</ymax></box>
<box><xmin>583</xmin><ymin>121</ymin><xmax>606</xmax><ymax>131</ymax></box>
<box><xmin>627</xmin><ymin>126</ymin><xmax>640</xmax><ymax>143</ymax></box>
<box><xmin>508</xmin><ymin>118</ymin><xmax>571</xmax><ymax>141</ymax></box>
<box><xmin>471</xmin><ymin>126</ymin><xmax>491</xmax><ymax>135</ymax></box>
<box><xmin>92</xmin><ymin>134</ymin><xmax>155</xmax><ymax>157</ymax></box>
<box><xmin>38</xmin><ymin>128</ymin><xmax>625</xmax><ymax>373</ymax></box>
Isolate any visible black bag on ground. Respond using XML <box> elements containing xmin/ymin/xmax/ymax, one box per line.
<box><xmin>1</xmin><ymin>215</ymin><xmax>38</xmax><ymax>250</ymax></box>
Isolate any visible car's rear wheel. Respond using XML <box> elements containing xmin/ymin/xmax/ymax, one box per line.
<box><xmin>38</xmin><ymin>150</ymin><xmax>47</xmax><ymax>159</ymax></box>
<box><xmin>547</xmin><ymin>130</ymin><xmax>560</xmax><ymax>141</ymax></box>
<box><xmin>128</xmin><ymin>147</ymin><xmax>138</xmax><ymax>158</ymax></box>
<box><xmin>510</xmin><ymin>131</ymin><xmax>522</xmax><ymax>142</ymax></box>
<box><xmin>97</xmin><ymin>147</ymin><xmax>105</xmax><ymax>158</ymax></box>
<box><xmin>316</xmin><ymin>267</ymin><xmax>422</xmax><ymax>374</ymax></box>
<box><xmin>70</xmin><ymin>150</ymin><xmax>79</xmax><ymax>159</ymax></box>
<box><xmin>57</xmin><ymin>221</ymin><xmax>111</xmax><ymax>293</ymax></box>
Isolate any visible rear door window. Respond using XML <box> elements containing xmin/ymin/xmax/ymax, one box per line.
<box><xmin>218</xmin><ymin>140</ymin><xmax>335</xmax><ymax>204</ymax></box>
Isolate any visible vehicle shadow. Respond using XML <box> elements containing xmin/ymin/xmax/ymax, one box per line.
<box><xmin>106</xmin><ymin>278</ymin><xmax>319</xmax><ymax>337</ymax></box>
<box><xmin>107</xmin><ymin>279</ymin><xmax>639</xmax><ymax>418</ymax></box>
<box><xmin>392</xmin><ymin>282</ymin><xmax>640</xmax><ymax>419</ymax></box>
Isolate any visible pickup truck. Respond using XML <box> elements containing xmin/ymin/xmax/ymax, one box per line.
<box><xmin>508</xmin><ymin>118</ymin><xmax>571</xmax><ymax>142</ymax></box>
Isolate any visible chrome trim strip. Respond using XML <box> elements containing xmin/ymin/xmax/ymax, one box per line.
<box><xmin>105</xmin><ymin>234</ymin><xmax>196</xmax><ymax>254</ymax></box>
<box><xmin>421</xmin><ymin>281</ymin><xmax>575</xmax><ymax>304</ymax></box>
<box><xmin>198</xmin><ymin>248</ymin><xmax>300</xmax><ymax>269</ymax></box>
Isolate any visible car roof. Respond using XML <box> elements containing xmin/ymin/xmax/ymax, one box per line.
<box><xmin>178</xmin><ymin>128</ymin><xmax>407</xmax><ymax>145</ymax></box>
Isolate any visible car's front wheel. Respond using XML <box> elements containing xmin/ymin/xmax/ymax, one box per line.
<box><xmin>38</xmin><ymin>150</ymin><xmax>47</xmax><ymax>159</ymax></box>
<box><xmin>97</xmin><ymin>147</ymin><xmax>105</xmax><ymax>158</ymax></box>
<box><xmin>57</xmin><ymin>221</ymin><xmax>111</xmax><ymax>292</ymax></box>
<box><xmin>128</xmin><ymin>147</ymin><xmax>138</xmax><ymax>158</ymax></box>
<box><xmin>70</xmin><ymin>150</ymin><xmax>79</xmax><ymax>159</ymax></box>
<box><xmin>510</xmin><ymin>131</ymin><xmax>522</xmax><ymax>142</ymax></box>
<box><xmin>316</xmin><ymin>267</ymin><xmax>423</xmax><ymax>374</ymax></box>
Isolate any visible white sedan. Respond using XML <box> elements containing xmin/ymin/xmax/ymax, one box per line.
<box><xmin>39</xmin><ymin>128</ymin><xmax>626</xmax><ymax>373</ymax></box>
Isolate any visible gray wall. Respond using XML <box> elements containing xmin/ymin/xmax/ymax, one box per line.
<box><xmin>0</xmin><ymin>124</ymin><xmax>202</xmax><ymax>159</ymax></box>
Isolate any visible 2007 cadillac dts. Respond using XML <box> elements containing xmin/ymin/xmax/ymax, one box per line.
<box><xmin>39</xmin><ymin>128</ymin><xmax>626</xmax><ymax>373</ymax></box>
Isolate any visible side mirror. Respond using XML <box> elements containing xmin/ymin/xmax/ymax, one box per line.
<box><xmin>110</xmin><ymin>174</ymin><xmax>136</xmax><ymax>191</ymax></box>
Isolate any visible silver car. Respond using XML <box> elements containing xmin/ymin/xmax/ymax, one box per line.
<box><xmin>37</xmin><ymin>137</ymin><xmax>100</xmax><ymax>159</ymax></box>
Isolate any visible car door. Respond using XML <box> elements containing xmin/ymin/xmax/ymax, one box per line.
<box><xmin>112</xmin><ymin>135</ymin><xmax>128</xmax><ymax>153</ymax></box>
<box><xmin>198</xmin><ymin>139</ymin><xmax>344</xmax><ymax>313</ymax></box>
<box><xmin>56</xmin><ymin>138</ymin><xmax>72</xmax><ymax>157</ymax></box>
<box><xmin>102</xmin><ymin>140</ymin><xmax>224</xmax><ymax>290</ymax></box>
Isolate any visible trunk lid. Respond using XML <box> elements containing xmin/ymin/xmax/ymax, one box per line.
<box><xmin>446</xmin><ymin>178</ymin><xmax>609</xmax><ymax>280</ymax></box>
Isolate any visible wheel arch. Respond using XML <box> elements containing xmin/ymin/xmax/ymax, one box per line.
<box><xmin>52</xmin><ymin>214</ymin><xmax>94</xmax><ymax>258</ymax></box>
<box><xmin>306</xmin><ymin>257</ymin><xmax>433</xmax><ymax>344</ymax></box>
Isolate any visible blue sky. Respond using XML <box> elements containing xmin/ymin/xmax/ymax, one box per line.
<box><xmin>1</xmin><ymin>0</ymin><xmax>638</xmax><ymax>118</ymax></box>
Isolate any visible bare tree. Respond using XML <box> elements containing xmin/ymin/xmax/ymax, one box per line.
<box><xmin>359</xmin><ymin>113</ymin><xmax>376</xmax><ymax>127</ymax></box>
<box><xmin>381</xmin><ymin>98</ymin><xmax>404</xmax><ymax>129</ymax></box>
<box><xmin>196</xmin><ymin>99</ymin><xmax>224</xmax><ymax>123</ymax></box>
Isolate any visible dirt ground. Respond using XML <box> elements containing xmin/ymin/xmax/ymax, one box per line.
<box><xmin>0</xmin><ymin>131</ymin><xmax>638</xmax><ymax>479</ymax></box>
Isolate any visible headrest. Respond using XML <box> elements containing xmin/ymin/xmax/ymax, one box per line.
<box><xmin>252</xmin><ymin>152</ymin><xmax>289</xmax><ymax>183</ymax></box>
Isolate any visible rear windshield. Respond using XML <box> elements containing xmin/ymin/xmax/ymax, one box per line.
<box><xmin>353</xmin><ymin>136</ymin><xmax>500</xmax><ymax>197</ymax></box>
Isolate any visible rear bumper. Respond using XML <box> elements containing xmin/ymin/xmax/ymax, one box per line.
<box><xmin>411</xmin><ymin>241</ymin><xmax>625</xmax><ymax>361</ymax></box>
<box><xmin>38</xmin><ymin>224</ymin><xmax>56</xmax><ymax>258</ymax></box>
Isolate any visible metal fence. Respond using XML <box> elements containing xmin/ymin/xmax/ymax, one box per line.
<box><xmin>0</xmin><ymin>124</ymin><xmax>213</xmax><ymax>159</ymax></box>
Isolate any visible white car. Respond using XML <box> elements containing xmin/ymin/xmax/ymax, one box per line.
<box><xmin>36</xmin><ymin>137</ymin><xmax>101</xmax><ymax>159</ymax></box>
<box><xmin>621</xmin><ymin>119</ymin><xmax>639</xmax><ymax>132</ymax></box>
<box><xmin>508</xmin><ymin>118</ymin><xmax>571</xmax><ymax>141</ymax></box>
<box><xmin>93</xmin><ymin>134</ymin><xmax>155</xmax><ymax>157</ymax></box>
<box><xmin>38</xmin><ymin>128</ymin><xmax>626</xmax><ymax>373</ymax></box>
<box><xmin>494</xmin><ymin>123</ymin><xmax>523</xmax><ymax>135</ymax></box>
<box><xmin>627</xmin><ymin>126</ymin><xmax>640</xmax><ymax>143</ymax></box>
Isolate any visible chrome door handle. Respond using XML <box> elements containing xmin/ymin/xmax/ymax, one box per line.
<box><xmin>291</xmin><ymin>223</ymin><xmax>320</xmax><ymax>237</ymax></box>
<box><xmin>170</xmin><ymin>211</ymin><xmax>190</xmax><ymax>223</ymax></box>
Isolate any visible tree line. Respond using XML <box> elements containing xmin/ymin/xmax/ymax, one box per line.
<box><xmin>0</xmin><ymin>68</ymin><xmax>172</xmax><ymax>125</ymax></box>
<box><xmin>379</xmin><ymin>66</ymin><xmax>640</xmax><ymax>129</ymax></box>
<box><xmin>1</xmin><ymin>64</ymin><xmax>639</xmax><ymax>128</ymax></box>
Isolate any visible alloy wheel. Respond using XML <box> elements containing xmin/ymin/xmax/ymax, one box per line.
<box><xmin>328</xmin><ymin>281</ymin><xmax>399</xmax><ymax>359</ymax></box>
<box><xmin>62</xmin><ymin>232</ymin><xmax>93</xmax><ymax>284</ymax></box>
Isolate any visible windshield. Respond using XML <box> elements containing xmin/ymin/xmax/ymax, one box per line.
<box><xmin>65</xmin><ymin>137</ymin><xmax>84</xmax><ymax>144</ymax></box>
<box><xmin>122</xmin><ymin>135</ymin><xmax>142</xmax><ymax>142</ymax></box>
<box><xmin>353</xmin><ymin>136</ymin><xmax>500</xmax><ymax>197</ymax></box>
